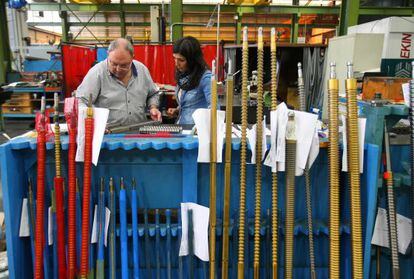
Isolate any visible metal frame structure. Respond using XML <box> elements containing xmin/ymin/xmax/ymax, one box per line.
<box><xmin>0</xmin><ymin>1</ymin><xmax>413</xmax><ymax>89</ymax></box>
<box><xmin>25</xmin><ymin>2</ymin><xmax>414</xmax><ymax>43</ymax></box>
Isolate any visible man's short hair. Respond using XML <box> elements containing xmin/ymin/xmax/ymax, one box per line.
<box><xmin>108</xmin><ymin>38</ymin><xmax>134</xmax><ymax>57</ymax></box>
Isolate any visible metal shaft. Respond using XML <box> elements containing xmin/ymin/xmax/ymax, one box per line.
<box><xmin>270</xmin><ymin>27</ymin><xmax>279</xmax><ymax>279</ymax></box>
<box><xmin>54</xmin><ymin>93</ymin><xmax>61</xmax><ymax>178</ymax></box>
<box><xmin>221</xmin><ymin>60</ymin><xmax>234</xmax><ymax>279</ymax></box>
<box><xmin>345</xmin><ymin>62</ymin><xmax>363</xmax><ymax>279</ymax></box>
<box><xmin>53</xmin><ymin>92</ymin><xmax>66</xmax><ymax>279</ymax></box>
<box><xmin>253</xmin><ymin>27</ymin><xmax>264</xmax><ymax>279</ymax></box>
<box><xmin>410</xmin><ymin>61</ymin><xmax>414</xmax><ymax>262</ymax></box>
<box><xmin>298</xmin><ymin>62</ymin><xmax>316</xmax><ymax>279</ymax></box>
<box><xmin>120</xmin><ymin>177</ymin><xmax>128</xmax><ymax>279</ymax></box>
<box><xmin>328</xmin><ymin>62</ymin><xmax>340</xmax><ymax>279</ymax></box>
<box><xmin>109</xmin><ymin>177</ymin><xmax>116</xmax><ymax>279</ymax></box>
<box><xmin>209</xmin><ymin>60</ymin><xmax>218</xmax><ymax>279</ymax></box>
<box><xmin>285</xmin><ymin>112</ymin><xmax>297</xmax><ymax>279</ymax></box>
<box><xmin>384</xmin><ymin>125</ymin><xmax>400</xmax><ymax>279</ymax></box>
<box><xmin>238</xmin><ymin>26</ymin><xmax>249</xmax><ymax>279</ymax></box>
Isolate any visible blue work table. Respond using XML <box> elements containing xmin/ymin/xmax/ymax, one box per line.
<box><xmin>0</xmin><ymin>135</ymin><xmax>381</xmax><ymax>278</ymax></box>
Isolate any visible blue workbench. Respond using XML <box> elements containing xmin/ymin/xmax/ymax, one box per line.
<box><xmin>0</xmin><ymin>135</ymin><xmax>380</xmax><ymax>278</ymax></box>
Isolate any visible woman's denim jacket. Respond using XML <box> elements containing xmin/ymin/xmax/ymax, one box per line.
<box><xmin>175</xmin><ymin>70</ymin><xmax>212</xmax><ymax>124</ymax></box>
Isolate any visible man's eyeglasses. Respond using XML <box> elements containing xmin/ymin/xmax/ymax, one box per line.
<box><xmin>108</xmin><ymin>59</ymin><xmax>131</xmax><ymax>70</ymax></box>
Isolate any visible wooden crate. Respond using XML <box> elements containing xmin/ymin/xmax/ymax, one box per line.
<box><xmin>5</xmin><ymin>99</ymin><xmax>32</xmax><ymax>106</ymax></box>
<box><xmin>2</xmin><ymin>104</ymin><xmax>33</xmax><ymax>114</ymax></box>
<box><xmin>10</xmin><ymin>93</ymin><xmax>31</xmax><ymax>100</ymax></box>
<box><xmin>362</xmin><ymin>76</ymin><xmax>410</xmax><ymax>102</ymax></box>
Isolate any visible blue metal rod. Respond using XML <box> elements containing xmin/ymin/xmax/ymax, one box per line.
<box><xmin>132</xmin><ymin>179</ymin><xmax>140</xmax><ymax>279</ymax></box>
<box><xmin>165</xmin><ymin>209</ymin><xmax>172</xmax><ymax>279</ymax></box>
<box><xmin>43</xmin><ymin>206</ymin><xmax>50</xmax><ymax>279</ymax></box>
<box><xmin>155</xmin><ymin>208</ymin><xmax>161</xmax><ymax>279</ymax></box>
<box><xmin>109</xmin><ymin>177</ymin><xmax>116</xmax><ymax>279</ymax></box>
<box><xmin>96</xmin><ymin>178</ymin><xmax>105</xmax><ymax>279</ymax></box>
<box><xmin>120</xmin><ymin>178</ymin><xmax>129</xmax><ymax>279</ymax></box>
<box><xmin>89</xmin><ymin>191</ymin><xmax>95</xmax><ymax>278</ymax></box>
<box><xmin>28</xmin><ymin>183</ymin><xmax>36</xmax><ymax>272</ymax></box>
<box><xmin>144</xmin><ymin>208</ymin><xmax>151</xmax><ymax>275</ymax></box>
<box><xmin>178</xmin><ymin>208</ymin><xmax>183</xmax><ymax>279</ymax></box>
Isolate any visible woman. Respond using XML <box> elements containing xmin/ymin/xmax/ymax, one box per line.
<box><xmin>167</xmin><ymin>36</ymin><xmax>212</xmax><ymax>124</ymax></box>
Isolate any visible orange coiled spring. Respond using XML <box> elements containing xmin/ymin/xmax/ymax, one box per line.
<box><xmin>67</xmin><ymin>131</ymin><xmax>77</xmax><ymax>278</ymax></box>
<box><xmin>34</xmin><ymin>126</ymin><xmax>46</xmax><ymax>279</ymax></box>
<box><xmin>80</xmin><ymin>107</ymin><xmax>94</xmax><ymax>278</ymax></box>
<box><xmin>55</xmin><ymin>176</ymin><xmax>66</xmax><ymax>278</ymax></box>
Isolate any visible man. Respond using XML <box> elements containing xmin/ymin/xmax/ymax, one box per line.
<box><xmin>76</xmin><ymin>38</ymin><xmax>162</xmax><ymax>126</ymax></box>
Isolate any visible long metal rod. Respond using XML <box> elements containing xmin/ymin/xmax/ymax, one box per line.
<box><xmin>66</xmin><ymin>97</ymin><xmax>78</xmax><ymax>279</ymax></box>
<box><xmin>328</xmin><ymin>62</ymin><xmax>340</xmax><ymax>279</ymax></box>
<box><xmin>120</xmin><ymin>177</ymin><xmax>129</xmax><ymax>279</ymax></box>
<box><xmin>270</xmin><ymin>27</ymin><xmax>279</xmax><ymax>279</ymax></box>
<box><xmin>80</xmin><ymin>94</ymin><xmax>94</xmax><ymax>278</ymax></box>
<box><xmin>221</xmin><ymin>59</ymin><xmax>234</xmax><ymax>279</ymax></box>
<box><xmin>216</xmin><ymin>3</ymin><xmax>220</xmax><ymax>77</ymax></box>
<box><xmin>285</xmin><ymin>112</ymin><xmax>297</xmax><ymax>279</ymax></box>
<box><xmin>410</xmin><ymin>61</ymin><xmax>414</xmax><ymax>265</ymax></box>
<box><xmin>345</xmin><ymin>62</ymin><xmax>364</xmax><ymax>279</ymax></box>
<box><xmin>34</xmin><ymin>97</ymin><xmax>46</xmax><ymax>279</ymax></box>
<box><xmin>178</xmin><ymin>208</ymin><xmax>184</xmax><ymax>279</ymax></box>
<box><xmin>188</xmin><ymin>209</ymin><xmax>194</xmax><ymax>279</ymax></box>
<box><xmin>53</xmin><ymin>92</ymin><xmax>66</xmax><ymax>279</ymax></box>
<box><xmin>253</xmin><ymin>26</ymin><xmax>264</xmax><ymax>279</ymax></box>
<box><xmin>297</xmin><ymin>63</ymin><xmax>316</xmax><ymax>279</ymax></box>
<box><xmin>28</xmin><ymin>179</ymin><xmax>36</xmax><ymax>272</ymax></box>
<box><xmin>132</xmin><ymin>178</ymin><xmax>140</xmax><ymax>279</ymax></box>
<box><xmin>209</xmin><ymin>60</ymin><xmax>218</xmax><ymax>279</ymax></box>
<box><xmin>96</xmin><ymin>178</ymin><xmax>105</xmax><ymax>279</ymax></box>
<box><xmin>384</xmin><ymin>124</ymin><xmax>400</xmax><ymax>279</ymax></box>
<box><xmin>156</xmin><ymin>208</ymin><xmax>161</xmax><ymax>279</ymax></box>
<box><xmin>109</xmin><ymin>177</ymin><xmax>116</xmax><ymax>279</ymax></box>
<box><xmin>237</xmin><ymin>26</ymin><xmax>249</xmax><ymax>279</ymax></box>
<box><xmin>166</xmin><ymin>209</ymin><xmax>172</xmax><ymax>279</ymax></box>
<box><xmin>144</xmin><ymin>208</ymin><xmax>151</xmax><ymax>275</ymax></box>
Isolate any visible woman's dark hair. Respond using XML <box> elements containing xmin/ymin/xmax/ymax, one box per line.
<box><xmin>173</xmin><ymin>36</ymin><xmax>208</xmax><ymax>91</ymax></box>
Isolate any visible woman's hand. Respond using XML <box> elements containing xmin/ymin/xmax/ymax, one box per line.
<box><xmin>166</xmin><ymin>107</ymin><xmax>179</xmax><ymax>118</ymax></box>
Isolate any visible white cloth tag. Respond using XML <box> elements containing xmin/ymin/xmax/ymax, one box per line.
<box><xmin>48</xmin><ymin>207</ymin><xmax>53</xmax><ymax>246</ymax></box>
<box><xmin>192</xmin><ymin>109</ymin><xmax>226</xmax><ymax>163</ymax></box>
<box><xmin>371</xmin><ymin>208</ymin><xmax>412</xmax><ymax>255</ymax></box>
<box><xmin>247</xmin><ymin>118</ymin><xmax>267</xmax><ymax>164</ymax></box>
<box><xmin>76</xmin><ymin>107</ymin><xmax>109</xmax><ymax>166</ymax></box>
<box><xmin>179</xmin><ymin>202</ymin><xmax>210</xmax><ymax>261</ymax></box>
<box><xmin>91</xmin><ymin>205</ymin><xmax>98</xmax><ymax>244</ymax></box>
<box><xmin>104</xmin><ymin>207</ymin><xmax>110</xmax><ymax>247</ymax></box>
<box><xmin>342</xmin><ymin>117</ymin><xmax>366</xmax><ymax>173</ymax></box>
<box><xmin>19</xmin><ymin>199</ymin><xmax>30</xmax><ymax>237</ymax></box>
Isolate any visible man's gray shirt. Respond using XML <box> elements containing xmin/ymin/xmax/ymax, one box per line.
<box><xmin>76</xmin><ymin>59</ymin><xmax>159</xmax><ymax>126</ymax></box>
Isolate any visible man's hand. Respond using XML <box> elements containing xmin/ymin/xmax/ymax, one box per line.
<box><xmin>166</xmin><ymin>107</ymin><xmax>179</xmax><ymax>118</ymax></box>
<box><xmin>149</xmin><ymin>107</ymin><xmax>162</xmax><ymax>121</ymax></box>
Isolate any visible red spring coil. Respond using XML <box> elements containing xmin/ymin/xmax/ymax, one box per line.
<box><xmin>55</xmin><ymin>177</ymin><xmax>67</xmax><ymax>278</ymax></box>
<box><xmin>34</xmin><ymin>130</ymin><xmax>46</xmax><ymax>279</ymax></box>
<box><xmin>67</xmin><ymin>133</ymin><xmax>77</xmax><ymax>278</ymax></box>
<box><xmin>80</xmin><ymin>117</ymin><xmax>94</xmax><ymax>277</ymax></box>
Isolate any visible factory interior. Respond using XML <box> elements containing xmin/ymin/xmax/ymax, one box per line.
<box><xmin>0</xmin><ymin>0</ymin><xmax>414</xmax><ymax>278</ymax></box>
